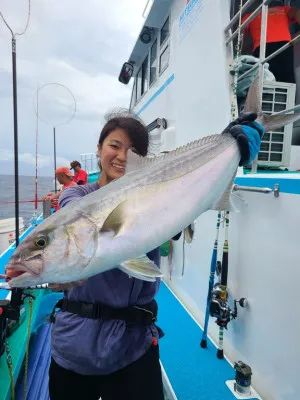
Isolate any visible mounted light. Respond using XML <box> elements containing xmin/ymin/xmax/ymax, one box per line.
<box><xmin>140</xmin><ymin>27</ymin><xmax>153</xmax><ymax>44</ymax></box>
<box><xmin>118</xmin><ymin>62</ymin><xmax>134</xmax><ymax>85</ymax></box>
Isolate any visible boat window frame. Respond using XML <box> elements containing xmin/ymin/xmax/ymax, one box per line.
<box><xmin>136</xmin><ymin>66</ymin><xmax>143</xmax><ymax>102</ymax></box>
<box><xmin>141</xmin><ymin>54</ymin><xmax>149</xmax><ymax>96</ymax></box>
<box><xmin>160</xmin><ymin>15</ymin><xmax>170</xmax><ymax>48</ymax></box>
<box><xmin>130</xmin><ymin>78</ymin><xmax>137</xmax><ymax>109</ymax></box>
<box><xmin>159</xmin><ymin>39</ymin><xmax>170</xmax><ymax>75</ymax></box>
<box><xmin>158</xmin><ymin>14</ymin><xmax>171</xmax><ymax>76</ymax></box>
<box><xmin>149</xmin><ymin>38</ymin><xmax>159</xmax><ymax>87</ymax></box>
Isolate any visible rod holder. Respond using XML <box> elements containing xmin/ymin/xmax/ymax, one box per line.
<box><xmin>233</xmin><ymin>184</ymin><xmax>280</xmax><ymax>197</ymax></box>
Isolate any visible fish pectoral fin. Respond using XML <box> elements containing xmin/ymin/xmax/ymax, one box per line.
<box><xmin>210</xmin><ymin>175</ymin><xmax>238</xmax><ymax>212</ymax></box>
<box><xmin>100</xmin><ymin>201</ymin><xmax>127</xmax><ymax>236</ymax></box>
<box><xmin>118</xmin><ymin>255</ymin><xmax>163</xmax><ymax>282</ymax></box>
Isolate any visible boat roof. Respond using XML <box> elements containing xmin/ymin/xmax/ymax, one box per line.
<box><xmin>125</xmin><ymin>0</ymin><xmax>172</xmax><ymax>77</ymax></box>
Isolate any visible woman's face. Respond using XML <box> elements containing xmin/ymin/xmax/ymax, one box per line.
<box><xmin>97</xmin><ymin>128</ymin><xmax>137</xmax><ymax>185</ymax></box>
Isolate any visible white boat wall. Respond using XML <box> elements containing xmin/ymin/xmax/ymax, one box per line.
<box><xmin>119</xmin><ymin>0</ymin><xmax>300</xmax><ymax>399</ymax></box>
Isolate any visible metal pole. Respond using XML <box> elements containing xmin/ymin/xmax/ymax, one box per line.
<box><xmin>251</xmin><ymin>1</ymin><xmax>268</xmax><ymax>174</ymax></box>
<box><xmin>53</xmin><ymin>126</ymin><xmax>57</xmax><ymax>193</ymax></box>
<box><xmin>12</xmin><ymin>36</ymin><xmax>19</xmax><ymax>247</ymax></box>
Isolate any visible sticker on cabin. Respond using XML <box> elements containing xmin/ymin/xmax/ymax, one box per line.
<box><xmin>179</xmin><ymin>0</ymin><xmax>203</xmax><ymax>42</ymax></box>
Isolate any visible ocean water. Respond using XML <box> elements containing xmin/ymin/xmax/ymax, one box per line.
<box><xmin>0</xmin><ymin>174</ymin><xmax>54</xmax><ymax>227</ymax></box>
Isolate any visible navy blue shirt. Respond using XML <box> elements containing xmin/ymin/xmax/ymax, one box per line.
<box><xmin>51</xmin><ymin>183</ymin><xmax>161</xmax><ymax>375</ymax></box>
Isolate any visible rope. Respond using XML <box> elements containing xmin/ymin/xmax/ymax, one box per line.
<box><xmin>5</xmin><ymin>341</ymin><xmax>15</xmax><ymax>400</ymax></box>
<box><xmin>23</xmin><ymin>297</ymin><xmax>33</xmax><ymax>400</ymax></box>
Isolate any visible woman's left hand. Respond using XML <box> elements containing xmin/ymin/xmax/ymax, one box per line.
<box><xmin>222</xmin><ymin>112</ymin><xmax>265</xmax><ymax>166</ymax></box>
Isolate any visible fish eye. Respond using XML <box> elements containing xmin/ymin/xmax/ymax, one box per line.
<box><xmin>35</xmin><ymin>235</ymin><xmax>48</xmax><ymax>248</ymax></box>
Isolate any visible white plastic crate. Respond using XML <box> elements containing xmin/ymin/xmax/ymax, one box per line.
<box><xmin>258</xmin><ymin>81</ymin><xmax>296</xmax><ymax>168</ymax></box>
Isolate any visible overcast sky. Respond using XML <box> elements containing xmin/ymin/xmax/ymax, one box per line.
<box><xmin>0</xmin><ymin>0</ymin><xmax>146</xmax><ymax>176</ymax></box>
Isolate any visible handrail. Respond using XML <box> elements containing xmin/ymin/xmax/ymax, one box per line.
<box><xmin>224</xmin><ymin>0</ymin><xmax>272</xmax><ymax>34</ymax></box>
<box><xmin>251</xmin><ymin>2</ymin><xmax>268</xmax><ymax>174</ymax></box>
<box><xmin>225</xmin><ymin>0</ymin><xmax>263</xmax><ymax>33</ymax></box>
<box><xmin>226</xmin><ymin>4</ymin><xmax>262</xmax><ymax>44</ymax></box>
<box><xmin>273</xmin><ymin>104</ymin><xmax>300</xmax><ymax>116</ymax></box>
<box><xmin>225</xmin><ymin>0</ymin><xmax>272</xmax><ymax>45</ymax></box>
<box><xmin>233</xmin><ymin>184</ymin><xmax>272</xmax><ymax>194</ymax></box>
<box><xmin>237</xmin><ymin>34</ymin><xmax>300</xmax><ymax>82</ymax></box>
<box><xmin>263</xmin><ymin>34</ymin><xmax>300</xmax><ymax>64</ymax></box>
<box><xmin>233</xmin><ymin>184</ymin><xmax>280</xmax><ymax>197</ymax></box>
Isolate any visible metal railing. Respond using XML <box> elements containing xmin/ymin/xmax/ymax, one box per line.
<box><xmin>80</xmin><ymin>152</ymin><xmax>98</xmax><ymax>174</ymax></box>
<box><xmin>225</xmin><ymin>0</ymin><xmax>298</xmax><ymax>173</ymax></box>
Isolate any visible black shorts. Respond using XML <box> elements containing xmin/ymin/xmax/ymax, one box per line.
<box><xmin>253</xmin><ymin>41</ymin><xmax>295</xmax><ymax>84</ymax></box>
<box><xmin>49</xmin><ymin>344</ymin><xmax>165</xmax><ymax>400</ymax></box>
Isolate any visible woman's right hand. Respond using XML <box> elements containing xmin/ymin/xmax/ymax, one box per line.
<box><xmin>49</xmin><ymin>279</ymin><xmax>86</xmax><ymax>292</ymax></box>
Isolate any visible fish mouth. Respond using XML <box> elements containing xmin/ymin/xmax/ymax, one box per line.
<box><xmin>6</xmin><ymin>260</ymin><xmax>41</xmax><ymax>279</ymax></box>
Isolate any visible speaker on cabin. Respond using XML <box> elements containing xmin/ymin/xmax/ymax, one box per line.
<box><xmin>139</xmin><ymin>27</ymin><xmax>153</xmax><ymax>44</ymax></box>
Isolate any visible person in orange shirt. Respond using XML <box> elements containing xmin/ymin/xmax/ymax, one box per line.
<box><xmin>242</xmin><ymin>1</ymin><xmax>300</xmax><ymax>83</ymax></box>
<box><xmin>42</xmin><ymin>166</ymin><xmax>77</xmax><ymax>211</ymax></box>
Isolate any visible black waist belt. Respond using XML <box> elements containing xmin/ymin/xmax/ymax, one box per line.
<box><xmin>51</xmin><ymin>298</ymin><xmax>158</xmax><ymax>325</ymax></box>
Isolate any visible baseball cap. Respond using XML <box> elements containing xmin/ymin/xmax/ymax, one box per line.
<box><xmin>55</xmin><ymin>166</ymin><xmax>74</xmax><ymax>177</ymax></box>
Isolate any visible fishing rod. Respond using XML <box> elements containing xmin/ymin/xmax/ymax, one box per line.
<box><xmin>200</xmin><ymin>212</ymin><xmax>222</xmax><ymax>348</ymax></box>
<box><xmin>0</xmin><ymin>9</ymin><xmax>37</xmax><ymax>400</ymax></box>
<box><xmin>31</xmin><ymin>84</ymin><xmax>40</xmax><ymax>226</ymax></box>
<box><xmin>216</xmin><ymin>211</ymin><xmax>230</xmax><ymax>359</ymax></box>
<box><xmin>204</xmin><ymin>212</ymin><xmax>247</xmax><ymax>359</ymax></box>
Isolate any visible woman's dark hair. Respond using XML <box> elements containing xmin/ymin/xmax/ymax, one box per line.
<box><xmin>98</xmin><ymin>110</ymin><xmax>149</xmax><ymax>157</ymax></box>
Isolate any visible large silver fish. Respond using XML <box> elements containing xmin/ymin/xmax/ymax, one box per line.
<box><xmin>2</xmin><ymin>78</ymin><xmax>299</xmax><ymax>288</ymax></box>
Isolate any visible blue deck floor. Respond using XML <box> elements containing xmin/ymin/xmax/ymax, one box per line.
<box><xmin>157</xmin><ymin>282</ymin><xmax>258</xmax><ymax>400</ymax></box>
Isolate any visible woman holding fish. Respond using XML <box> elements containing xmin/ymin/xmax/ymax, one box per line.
<box><xmin>46</xmin><ymin>110</ymin><xmax>264</xmax><ymax>400</ymax></box>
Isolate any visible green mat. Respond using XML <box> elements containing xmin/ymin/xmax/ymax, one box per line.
<box><xmin>0</xmin><ymin>290</ymin><xmax>45</xmax><ymax>400</ymax></box>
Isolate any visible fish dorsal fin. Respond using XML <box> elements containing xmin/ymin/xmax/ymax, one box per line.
<box><xmin>100</xmin><ymin>201</ymin><xmax>127</xmax><ymax>236</ymax></box>
<box><xmin>125</xmin><ymin>150</ymin><xmax>147</xmax><ymax>174</ymax></box>
<box><xmin>125</xmin><ymin>134</ymin><xmax>222</xmax><ymax>173</ymax></box>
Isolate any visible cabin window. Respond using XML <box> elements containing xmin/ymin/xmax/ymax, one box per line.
<box><xmin>150</xmin><ymin>39</ymin><xmax>158</xmax><ymax>85</ymax></box>
<box><xmin>136</xmin><ymin>67</ymin><xmax>143</xmax><ymax>101</ymax></box>
<box><xmin>160</xmin><ymin>16</ymin><xmax>170</xmax><ymax>46</ymax></box>
<box><xmin>159</xmin><ymin>43</ymin><xmax>170</xmax><ymax>74</ymax></box>
<box><xmin>141</xmin><ymin>55</ymin><xmax>149</xmax><ymax>95</ymax></box>
<box><xmin>130</xmin><ymin>80</ymin><xmax>137</xmax><ymax>109</ymax></box>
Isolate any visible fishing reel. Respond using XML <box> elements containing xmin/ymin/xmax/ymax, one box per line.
<box><xmin>0</xmin><ymin>289</ymin><xmax>35</xmax><ymax>356</ymax></box>
<box><xmin>209</xmin><ymin>283</ymin><xmax>247</xmax><ymax>329</ymax></box>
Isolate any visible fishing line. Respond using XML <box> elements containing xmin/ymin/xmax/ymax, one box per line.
<box><xmin>32</xmin><ymin>83</ymin><xmax>77</xmax><ymax>193</ymax></box>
